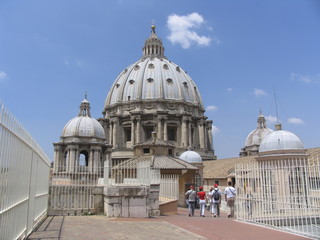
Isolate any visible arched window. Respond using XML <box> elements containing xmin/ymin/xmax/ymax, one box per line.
<box><xmin>79</xmin><ymin>150</ymin><xmax>89</xmax><ymax>166</ymax></box>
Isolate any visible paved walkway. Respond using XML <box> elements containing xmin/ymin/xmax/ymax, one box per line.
<box><xmin>28</xmin><ymin>208</ymin><xmax>311</xmax><ymax>240</ymax></box>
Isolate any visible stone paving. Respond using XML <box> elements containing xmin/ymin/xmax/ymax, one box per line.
<box><xmin>28</xmin><ymin>208</ymin><xmax>311</xmax><ymax>240</ymax></box>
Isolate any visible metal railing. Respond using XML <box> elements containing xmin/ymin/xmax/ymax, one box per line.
<box><xmin>235</xmin><ymin>157</ymin><xmax>320</xmax><ymax>239</ymax></box>
<box><xmin>49</xmin><ymin>166</ymin><xmax>104</xmax><ymax>215</ymax></box>
<box><xmin>159</xmin><ymin>174</ymin><xmax>179</xmax><ymax>202</ymax></box>
<box><xmin>0</xmin><ymin>102</ymin><xmax>51</xmax><ymax>240</ymax></box>
<box><xmin>104</xmin><ymin>159</ymin><xmax>160</xmax><ymax>186</ymax></box>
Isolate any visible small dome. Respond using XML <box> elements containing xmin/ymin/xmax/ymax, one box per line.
<box><xmin>62</xmin><ymin>117</ymin><xmax>105</xmax><ymax>139</ymax></box>
<box><xmin>259</xmin><ymin>129</ymin><xmax>304</xmax><ymax>153</ymax></box>
<box><xmin>179</xmin><ymin>150</ymin><xmax>202</xmax><ymax>163</ymax></box>
<box><xmin>245</xmin><ymin>113</ymin><xmax>273</xmax><ymax>147</ymax></box>
<box><xmin>62</xmin><ymin>97</ymin><xmax>105</xmax><ymax>139</ymax></box>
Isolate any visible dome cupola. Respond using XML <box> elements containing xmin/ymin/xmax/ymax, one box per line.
<box><xmin>62</xmin><ymin>97</ymin><xmax>105</xmax><ymax>139</ymax></box>
<box><xmin>258</xmin><ymin>123</ymin><xmax>305</xmax><ymax>156</ymax></box>
<box><xmin>240</xmin><ymin>112</ymin><xmax>273</xmax><ymax>157</ymax></box>
<box><xmin>179</xmin><ymin>150</ymin><xmax>203</xmax><ymax>163</ymax></box>
<box><xmin>104</xmin><ymin>24</ymin><xmax>204</xmax><ymax>110</ymax></box>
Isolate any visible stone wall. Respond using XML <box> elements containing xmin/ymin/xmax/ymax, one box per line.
<box><xmin>104</xmin><ymin>184</ymin><xmax>160</xmax><ymax>218</ymax></box>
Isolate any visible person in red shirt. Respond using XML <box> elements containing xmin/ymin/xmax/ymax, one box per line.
<box><xmin>197</xmin><ymin>186</ymin><xmax>207</xmax><ymax>217</ymax></box>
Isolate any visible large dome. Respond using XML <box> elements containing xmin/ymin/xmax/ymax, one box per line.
<box><xmin>62</xmin><ymin>98</ymin><xmax>105</xmax><ymax>139</ymax></box>
<box><xmin>104</xmin><ymin>25</ymin><xmax>203</xmax><ymax>109</ymax></box>
<box><xmin>259</xmin><ymin>126</ymin><xmax>304</xmax><ymax>153</ymax></box>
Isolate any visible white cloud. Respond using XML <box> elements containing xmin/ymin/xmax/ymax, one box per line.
<box><xmin>212</xmin><ymin>125</ymin><xmax>219</xmax><ymax>136</ymax></box>
<box><xmin>167</xmin><ymin>13</ymin><xmax>216</xmax><ymax>49</ymax></box>
<box><xmin>64</xmin><ymin>59</ymin><xmax>70</xmax><ymax>66</ymax></box>
<box><xmin>290</xmin><ymin>72</ymin><xmax>320</xmax><ymax>83</ymax></box>
<box><xmin>63</xmin><ymin>58</ymin><xmax>84</xmax><ymax>67</ymax></box>
<box><xmin>206</xmin><ymin>105</ymin><xmax>218</xmax><ymax>111</ymax></box>
<box><xmin>227</xmin><ymin>88</ymin><xmax>233</xmax><ymax>93</ymax></box>
<box><xmin>0</xmin><ymin>71</ymin><xmax>7</xmax><ymax>82</ymax></box>
<box><xmin>265</xmin><ymin>115</ymin><xmax>278</xmax><ymax>124</ymax></box>
<box><xmin>76</xmin><ymin>58</ymin><xmax>84</xmax><ymax>67</ymax></box>
<box><xmin>288</xmin><ymin>117</ymin><xmax>305</xmax><ymax>125</ymax></box>
<box><xmin>254</xmin><ymin>88</ymin><xmax>267</xmax><ymax>97</ymax></box>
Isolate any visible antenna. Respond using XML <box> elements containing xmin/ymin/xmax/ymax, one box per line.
<box><xmin>273</xmin><ymin>86</ymin><xmax>279</xmax><ymax>123</ymax></box>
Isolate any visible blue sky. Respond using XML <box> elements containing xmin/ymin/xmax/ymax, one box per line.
<box><xmin>1</xmin><ymin>1</ymin><xmax>320</xmax><ymax>161</ymax></box>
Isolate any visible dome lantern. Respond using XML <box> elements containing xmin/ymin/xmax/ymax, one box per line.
<box><xmin>142</xmin><ymin>24</ymin><xmax>166</xmax><ymax>59</ymax></box>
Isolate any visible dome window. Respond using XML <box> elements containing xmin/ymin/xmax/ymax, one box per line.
<box><xmin>163</xmin><ymin>64</ymin><xmax>169</xmax><ymax>70</ymax></box>
<box><xmin>148</xmin><ymin>63</ymin><xmax>155</xmax><ymax>69</ymax></box>
<box><xmin>129</xmin><ymin>80</ymin><xmax>135</xmax><ymax>84</ymax></box>
<box><xmin>134</xmin><ymin>65</ymin><xmax>140</xmax><ymax>70</ymax></box>
<box><xmin>116</xmin><ymin>83</ymin><xmax>120</xmax><ymax>88</ymax></box>
<box><xmin>128</xmin><ymin>96</ymin><xmax>131</xmax><ymax>101</ymax></box>
<box><xmin>147</xmin><ymin>78</ymin><xmax>154</xmax><ymax>83</ymax></box>
<box><xmin>176</xmin><ymin>67</ymin><xmax>180</xmax><ymax>72</ymax></box>
<box><xmin>166</xmin><ymin>78</ymin><xmax>173</xmax><ymax>84</ymax></box>
<box><xmin>123</xmin><ymin>69</ymin><xmax>128</xmax><ymax>74</ymax></box>
<box><xmin>183</xmin><ymin>82</ymin><xmax>188</xmax><ymax>87</ymax></box>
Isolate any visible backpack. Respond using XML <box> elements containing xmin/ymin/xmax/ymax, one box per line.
<box><xmin>213</xmin><ymin>189</ymin><xmax>220</xmax><ymax>201</ymax></box>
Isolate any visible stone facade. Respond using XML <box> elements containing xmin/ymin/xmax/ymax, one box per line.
<box><xmin>104</xmin><ymin>184</ymin><xmax>160</xmax><ymax>218</ymax></box>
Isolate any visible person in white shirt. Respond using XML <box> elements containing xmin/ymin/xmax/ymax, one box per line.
<box><xmin>208</xmin><ymin>184</ymin><xmax>221</xmax><ymax>217</ymax></box>
<box><xmin>224</xmin><ymin>181</ymin><xmax>237</xmax><ymax>218</ymax></box>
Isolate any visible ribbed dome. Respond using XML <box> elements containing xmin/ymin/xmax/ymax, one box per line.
<box><xmin>245</xmin><ymin>113</ymin><xmax>273</xmax><ymax>147</ymax></box>
<box><xmin>104</xmin><ymin>25</ymin><xmax>203</xmax><ymax>108</ymax></box>
<box><xmin>259</xmin><ymin>128</ymin><xmax>304</xmax><ymax>153</ymax></box>
<box><xmin>179</xmin><ymin>150</ymin><xmax>202</xmax><ymax>163</ymax></box>
<box><xmin>62</xmin><ymin>98</ymin><xmax>105</xmax><ymax>139</ymax></box>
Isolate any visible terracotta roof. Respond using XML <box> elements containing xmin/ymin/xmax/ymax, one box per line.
<box><xmin>134</xmin><ymin>138</ymin><xmax>175</xmax><ymax>147</ymax></box>
<box><xmin>203</xmin><ymin>147</ymin><xmax>320</xmax><ymax>179</ymax></box>
<box><xmin>114</xmin><ymin>155</ymin><xmax>197</xmax><ymax>170</ymax></box>
<box><xmin>203</xmin><ymin>155</ymin><xmax>256</xmax><ymax>179</ymax></box>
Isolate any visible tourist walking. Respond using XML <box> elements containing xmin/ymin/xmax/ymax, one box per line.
<box><xmin>208</xmin><ymin>184</ymin><xmax>221</xmax><ymax>217</ymax></box>
<box><xmin>225</xmin><ymin>181</ymin><xmax>237</xmax><ymax>218</ymax></box>
<box><xmin>185</xmin><ymin>186</ymin><xmax>196</xmax><ymax>217</ymax></box>
<box><xmin>197</xmin><ymin>186</ymin><xmax>206</xmax><ymax>217</ymax></box>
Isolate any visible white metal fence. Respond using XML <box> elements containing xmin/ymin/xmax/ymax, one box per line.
<box><xmin>105</xmin><ymin>159</ymin><xmax>178</xmax><ymax>202</ymax></box>
<box><xmin>49</xmin><ymin>166</ymin><xmax>103</xmax><ymax>215</ymax></box>
<box><xmin>159</xmin><ymin>174</ymin><xmax>179</xmax><ymax>202</ymax></box>
<box><xmin>0</xmin><ymin>102</ymin><xmax>51</xmax><ymax>240</ymax></box>
<box><xmin>104</xmin><ymin>159</ymin><xmax>160</xmax><ymax>186</ymax></box>
<box><xmin>235</xmin><ymin>157</ymin><xmax>320</xmax><ymax>239</ymax></box>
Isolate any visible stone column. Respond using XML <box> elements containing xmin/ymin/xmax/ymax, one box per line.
<box><xmin>136</xmin><ymin>117</ymin><xmax>141</xmax><ymax>143</ymax></box>
<box><xmin>199</xmin><ymin>119</ymin><xmax>205</xmax><ymax>149</ymax></box>
<box><xmin>157</xmin><ymin>117</ymin><xmax>162</xmax><ymax>139</ymax></box>
<box><xmin>188</xmin><ymin>122</ymin><xmax>192</xmax><ymax>147</ymax></box>
<box><xmin>131</xmin><ymin>117</ymin><xmax>135</xmax><ymax>146</ymax></box>
<box><xmin>109</xmin><ymin>122</ymin><xmax>113</xmax><ymax>145</ymax></box>
<box><xmin>69</xmin><ymin>147</ymin><xmax>76</xmax><ymax>172</ymax></box>
<box><xmin>163</xmin><ymin>118</ymin><xmax>168</xmax><ymax>141</ymax></box>
<box><xmin>207</xmin><ymin>120</ymin><xmax>213</xmax><ymax>151</ymax></box>
<box><xmin>112</xmin><ymin>119</ymin><xmax>118</xmax><ymax>148</ymax></box>
<box><xmin>89</xmin><ymin>149</ymin><xmax>94</xmax><ymax>173</ymax></box>
<box><xmin>204</xmin><ymin>122</ymin><xmax>208</xmax><ymax>150</ymax></box>
<box><xmin>53</xmin><ymin>145</ymin><xmax>61</xmax><ymax>173</ymax></box>
<box><xmin>92</xmin><ymin>148</ymin><xmax>101</xmax><ymax>173</ymax></box>
<box><xmin>65</xmin><ymin>148</ymin><xmax>71</xmax><ymax>172</ymax></box>
<box><xmin>181</xmin><ymin>117</ymin><xmax>188</xmax><ymax>147</ymax></box>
